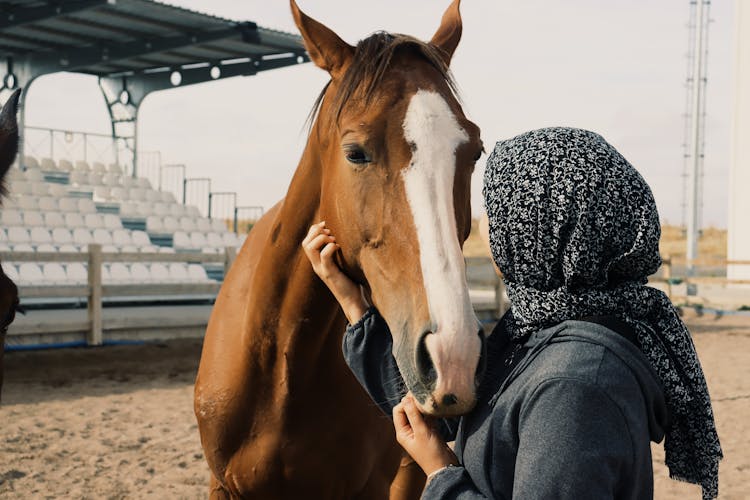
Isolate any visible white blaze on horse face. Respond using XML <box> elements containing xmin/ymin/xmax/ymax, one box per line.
<box><xmin>401</xmin><ymin>90</ymin><xmax>481</xmax><ymax>406</ymax></box>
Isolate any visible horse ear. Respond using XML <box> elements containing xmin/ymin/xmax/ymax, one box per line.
<box><xmin>0</xmin><ymin>89</ymin><xmax>20</xmax><ymax>196</ymax></box>
<box><xmin>430</xmin><ymin>0</ymin><xmax>462</xmax><ymax>66</ymax></box>
<box><xmin>290</xmin><ymin>0</ymin><xmax>354</xmax><ymax>79</ymax></box>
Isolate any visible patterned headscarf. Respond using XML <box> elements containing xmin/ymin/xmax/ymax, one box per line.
<box><xmin>483</xmin><ymin>127</ymin><xmax>721</xmax><ymax>499</ymax></box>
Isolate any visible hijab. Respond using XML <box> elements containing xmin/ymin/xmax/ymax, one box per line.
<box><xmin>483</xmin><ymin>127</ymin><xmax>721</xmax><ymax>499</ymax></box>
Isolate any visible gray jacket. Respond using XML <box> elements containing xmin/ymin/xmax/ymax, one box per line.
<box><xmin>343</xmin><ymin>309</ymin><xmax>668</xmax><ymax>499</ymax></box>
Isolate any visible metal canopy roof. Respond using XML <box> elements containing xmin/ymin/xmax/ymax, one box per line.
<box><xmin>0</xmin><ymin>0</ymin><xmax>307</xmax><ymax>79</ymax></box>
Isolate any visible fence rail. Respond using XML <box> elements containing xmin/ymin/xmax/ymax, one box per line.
<box><xmin>3</xmin><ymin>244</ymin><xmax>236</xmax><ymax>346</ymax></box>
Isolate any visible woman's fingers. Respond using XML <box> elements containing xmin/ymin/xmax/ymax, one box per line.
<box><xmin>305</xmin><ymin>233</ymin><xmax>335</xmax><ymax>256</ymax></box>
<box><xmin>319</xmin><ymin>242</ymin><xmax>339</xmax><ymax>262</ymax></box>
<box><xmin>302</xmin><ymin>221</ymin><xmax>332</xmax><ymax>247</ymax></box>
<box><xmin>402</xmin><ymin>396</ymin><xmax>429</xmax><ymax>437</ymax></box>
<box><xmin>393</xmin><ymin>402</ymin><xmax>414</xmax><ymax>442</ymax></box>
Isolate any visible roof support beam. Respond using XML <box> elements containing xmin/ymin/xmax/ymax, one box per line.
<box><xmin>0</xmin><ymin>0</ymin><xmax>113</xmax><ymax>31</ymax></box>
<box><xmin>30</xmin><ymin>23</ymin><xmax>273</xmax><ymax>73</ymax></box>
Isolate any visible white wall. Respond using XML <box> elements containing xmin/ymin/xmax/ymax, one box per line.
<box><xmin>729</xmin><ymin>0</ymin><xmax>750</xmax><ymax>280</ymax></box>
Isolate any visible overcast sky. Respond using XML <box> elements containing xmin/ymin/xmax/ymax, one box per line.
<box><xmin>23</xmin><ymin>0</ymin><xmax>734</xmax><ymax>227</ymax></box>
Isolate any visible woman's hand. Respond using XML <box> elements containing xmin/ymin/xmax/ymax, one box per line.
<box><xmin>302</xmin><ymin>221</ymin><xmax>369</xmax><ymax>324</ymax></box>
<box><xmin>393</xmin><ymin>393</ymin><xmax>459</xmax><ymax>476</ymax></box>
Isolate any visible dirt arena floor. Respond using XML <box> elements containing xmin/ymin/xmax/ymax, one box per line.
<box><xmin>1</xmin><ymin>310</ymin><xmax>748</xmax><ymax>499</ymax></box>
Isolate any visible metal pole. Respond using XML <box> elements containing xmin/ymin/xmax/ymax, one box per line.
<box><xmin>83</xmin><ymin>133</ymin><xmax>88</xmax><ymax>162</ymax></box>
<box><xmin>234</xmin><ymin>206</ymin><xmax>238</xmax><ymax>233</ymax></box>
<box><xmin>208</xmin><ymin>192</ymin><xmax>213</xmax><ymax>218</ymax></box>
<box><xmin>686</xmin><ymin>0</ymin><xmax>706</xmax><ymax>274</ymax></box>
<box><xmin>182</xmin><ymin>177</ymin><xmax>187</xmax><ymax>204</ymax></box>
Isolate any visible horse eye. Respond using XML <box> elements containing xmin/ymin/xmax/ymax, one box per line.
<box><xmin>345</xmin><ymin>146</ymin><xmax>371</xmax><ymax>165</ymax></box>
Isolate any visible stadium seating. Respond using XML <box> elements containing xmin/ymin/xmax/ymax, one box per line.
<box><xmin>1</xmin><ymin>156</ymin><xmax>251</xmax><ymax>294</ymax></box>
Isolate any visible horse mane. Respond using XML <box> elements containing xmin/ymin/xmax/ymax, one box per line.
<box><xmin>307</xmin><ymin>32</ymin><xmax>459</xmax><ymax>129</ymax></box>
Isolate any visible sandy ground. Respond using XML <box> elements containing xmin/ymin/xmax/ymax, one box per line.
<box><xmin>1</xmin><ymin>311</ymin><xmax>748</xmax><ymax>499</ymax></box>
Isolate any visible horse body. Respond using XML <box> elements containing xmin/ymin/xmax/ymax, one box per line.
<box><xmin>0</xmin><ymin>89</ymin><xmax>22</xmax><ymax>402</ymax></box>
<box><xmin>196</xmin><ymin>1</ymin><xmax>482</xmax><ymax>497</ymax></box>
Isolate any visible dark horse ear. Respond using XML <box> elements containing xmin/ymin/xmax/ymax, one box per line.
<box><xmin>0</xmin><ymin>89</ymin><xmax>20</xmax><ymax>198</ymax></box>
<box><xmin>290</xmin><ymin>0</ymin><xmax>354</xmax><ymax>80</ymax></box>
<box><xmin>430</xmin><ymin>0</ymin><xmax>463</xmax><ymax>66</ymax></box>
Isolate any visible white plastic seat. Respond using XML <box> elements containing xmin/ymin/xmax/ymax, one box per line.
<box><xmin>121</xmin><ymin>176</ymin><xmax>137</xmax><ymax>188</ymax></box>
<box><xmin>158</xmin><ymin>246</ymin><xmax>175</xmax><ymax>254</ymax></box>
<box><xmin>222</xmin><ymin>232</ymin><xmax>241</xmax><ymax>247</ymax></box>
<box><xmin>135</xmin><ymin>202</ymin><xmax>153</xmax><ymax>216</ymax></box>
<box><xmin>72</xmin><ymin>228</ymin><xmax>93</xmax><ymax>246</ymax></box>
<box><xmin>58</xmin><ymin>159</ymin><xmax>74</xmax><ymax>172</ymax></box>
<box><xmin>30</xmin><ymin>228</ymin><xmax>52</xmax><ymax>247</ymax></box>
<box><xmin>7</xmin><ymin>167</ymin><xmax>24</xmax><ymax>182</ymax></box>
<box><xmin>135</xmin><ymin>177</ymin><xmax>152</xmax><ymax>189</ymax></box>
<box><xmin>108</xmin><ymin>163</ymin><xmax>123</xmax><ymax>175</ymax></box>
<box><xmin>70</xmin><ymin>170</ymin><xmax>88</xmax><ymax>185</ymax></box>
<box><xmin>102</xmin><ymin>244</ymin><xmax>118</xmax><ymax>253</ymax></box>
<box><xmin>186</xmin><ymin>205</ymin><xmax>201</xmax><ymax>217</ymax></box>
<box><xmin>172</xmin><ymin>231</ymin><xmax>192</xmax><ymax>249</ymax></box>
<box><xmin>179</xmin><ymin>217</ymin><xmax>197</xmax><ymax>232</ymax></box>
<box><xmin>7</xmin><ymin>227</ymin><xmax>30</xmax><ymax>244</ymax></box>
<box><xmin>160</xmin><ymin>191</ymin><xmax>176</xmax><ymax>204</ymax></box>
<box><xmin>92</xmin><ymin>228</ymin><xmax>113</xmax><ymax>245</ymax></box>
<box><xmin>93</xmin><ymin>186</ymin><xmax>111</xmax><ymax>200</ymax></box>
<box><xmin>18</xmin><ymin>196</ymin><xmax>38</xmax><ymax>211</ymax></box>
<box><xmin>47</xmin><ymin>183</ymin><xmax>68</xmax><ymax>197</ymax></box>
<box><xmin>129</xmin><ymin>188</ymin><xmax>146</xmax><ymax>201</ymax></box>
<box><xmin>121</xmin><ymin>245</ymin><xmax>138</xmax><ymax>253</ymax></box>
<box><xmin>23</xmin><ymin>211</ymin><xmax>44</xmax><ymax>227</ymax></box>
<box><xmin>188</xmin><ymin>264</ymin><xmax>211</xmax><ymax>282</ymax></box>
<box><xmin>87</xmin><ymin>172</ymin><xmax>104</xmax><ymax>186</ymax></box>
<box><xmin>153</xmin><ymin>203</ymin><xmax>169</xmax><ymax>216</ymax></box>
<box><xmin>12</xmin><ymin>243</ymin><xmax>34</xmax><ymax>252</ymax></box>
<box><xmin>24</xmin><ymin>168</ymin><xmax>44</xmax><ymax>182</ymax></box>
<box><xmin>141</xmin><ymin>244</ymin><xmax>159</xmax><ymax>253</ymax></box>
<box><xmin>84</xmin><ymin>213</ymin><xmax>104</xmax><ymax>229</ymax></box>
<box><xmin>168</xmin><ymin>263</ymin><xmax>190</xmax><ymax>283</ymax></box>
<box><xmin>58</xmin><ymin>244</ymin><xmax>79</xmax><ymax>253</ymax></box>
<box><xmin>130</xmin><ymin>263</ymin><xmax>151</xmax><ymax>282</ymax></box>
<box><xmin>206</xmin><ymin>232</ymin><xmax>224</xmax><ymax>248</ymax></box>
<box><xmin>202</xmin><ymin>247</ymin><xmax>221</xmax><ymax>254</ymax></box>
<box><xmin>38</xmin><ymin>196</ymin><xmax>58</xmax><ymax>211</ymax></box>
<box><xmin>106</xmin><ymin>263</ymin><xmax>131</xmax><ymax>284</ymax></box>
<box><xmin>23</xmin><ymin>156</ymin><xmax>40</xmax><ymax>170</ymax></box>
<box><xmin>103</xmin><ymin>214</ymin><xmax>123</xmax><ymax>230</ymax></box>
<box><xmin>112</xmin><ymin>229</ymin><xmax>132</xmax><ymax>247</ymax></box>
<box><xmin>1</xmin><ymin>209</ymin><xmax>22</xmax><ymax>226</ymax></box>
<box><xmin>189</xmin><ymin>232</ymin><xmax>208</xmax><ymax>249</ymax></box>
<box><xmin>162</xmin><ymin>216</ymin><xmax>179</xmax><ymax>233</ymax></box>
<box><xmin>9</xmin><ymin>180</ymin><xmax>31</xmax><ymax>195</ymax></box>
<box><xmin>169</xmin><ymin>203</ymin><xmax>186</xmax><ymax>216</ymax></box>
<box><xmin>131</xmin><ymin>230</ymin><xmax>152</xmax><ymax>247</ymax></box>
<box><xmin>119</xmin><ymin>201</ymin><xmax>137</xmax><ymax>216</ymax></box>
<box><xmin>211</xmin><ymin>219</ymin><xmax>227</xmax><ymax>232</ymax></box>
<box><xmin>59</xmin><ymin>198</ymin><xmax>79</xmax><ymax>212</ymax></box>
<box><xmin>40</xmin><ymin>158</ymin><xmax>57</xmax><ymax>172</ymax></box>
<box><xmin>144</xmin><ymin>190</ymin><xmax>160</xmax><ymax>202</ymax></box>
<box><xmin>18</xmin><ymin>263</ymin><xmax>44</xmax><ymax>286</ymax></box>
<box><xmin>149</xmin><ymin>263</ymin><xmax>170</xmax><ymax>283</ymax></box>
<box><xmin>109</xmin><ymin>186</ymin><xmax>128</xmax><ymax>201</ymax></box>
<box><xmin>92</xmin><ymin>162</ymin><xmax>107</xmax><ymax>174</ymax></box>
<box><xmin>51</xmin><ymin>227</ymin><xmax>73</xmax><ymax>244</ymax></box>
<box><xmin>146</xmin><ymin>216</ymin><xmax>163</xmax><ymax>233</ymax></box>
<box><xmin>43</xmin><ymin>263</ymin><xmax>67</xmax><ymax>284</ymax></box>
<box><xmin>66</xmin><ymin>263</ymin><xmax>88</xmax><ymax>284</ymax></box>
<box><xmin>3</xmin><ymin>263</ymin><xmax>19</xmax><ymax>282</ymax></box>
<box><xmin>74</xmin><ymin>161</ymin><xmax>91</xmax><ymax>173</ymax></box>
<box><xmin>196</xmin><ymin>218</ymin><xmax>212</xmax><ymax>232</ymax></box>
<box><xmin>101</xmin><ymin>173</ymin><xmax>120</xmax><ymax>187</ymax></box>
<box><xmin>36</xmin><ymin>244</ymin><xmax>57</xmax><ymax>253</ymax></box>
<box><xmin>30</xmin><ymin>182</ymin><xmax>50</xmax><ymax>197</ymax></box>
<box><xmin>64</xmin><ymin>213</ymin><xmax>85</xmax><ymax>228</ymax></box>
<box><xmin>77</xmin><ymin>198</ymin><xmax>96</xmax><ymax>214</ymax></box>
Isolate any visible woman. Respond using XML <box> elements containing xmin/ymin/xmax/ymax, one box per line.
<box><xmin>302</xmin><ymin>127</ymin><xmax>721</xmax><ymax>499</ymax></box>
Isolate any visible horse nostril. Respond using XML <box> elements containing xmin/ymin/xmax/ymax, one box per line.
<box><xmin>442</xmin><ymin>393</ymin><xmax>458</xmax><ymax>406</ymax></box>
<box><xmin>416</xmin><ymin>332</ymin><xmax>437</xmax><ymax>389</ymax></box>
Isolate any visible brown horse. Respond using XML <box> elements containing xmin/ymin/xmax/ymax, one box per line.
<box><xmin>0</xmin><ymin>89</ymin><xmax>23</xmax><ymax>402</ymax></box>
<box><xmin>194</xmin><ymin>1</ymin><xmax>483</xmax><ymax>497</ymax></box>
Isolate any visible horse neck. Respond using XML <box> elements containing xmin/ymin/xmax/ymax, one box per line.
<box><xmin>247</xmin><ymin>132</ymin><xmax>347</xmax><ymax>385</ymax></box>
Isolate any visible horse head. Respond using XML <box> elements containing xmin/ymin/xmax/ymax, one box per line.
<box><xmin>292</xmin><ymin>0</ymin><xmax>484</xmax><ymax>417</ymax></box>
<box><xmin>0</xmin><ymin>89</ymin><xmax>22</xmax><ymax>401</ymax></box>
